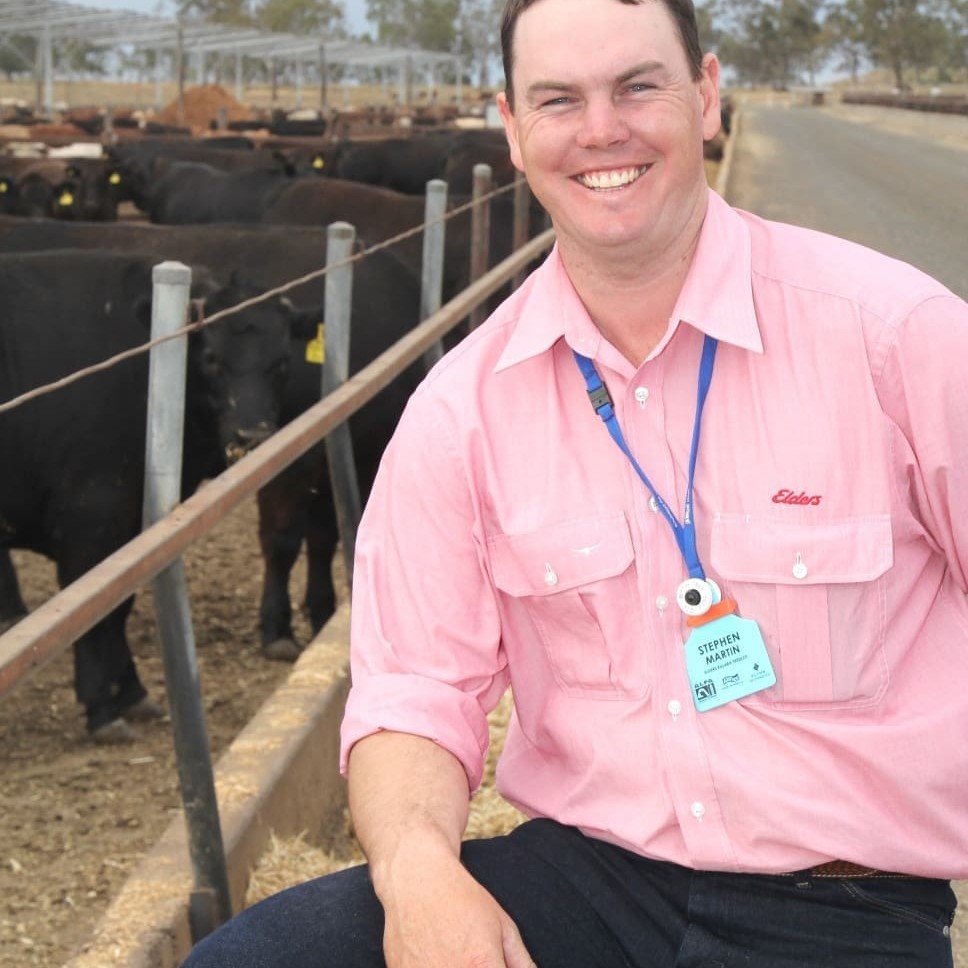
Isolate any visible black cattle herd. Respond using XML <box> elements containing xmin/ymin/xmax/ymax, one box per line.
<box><xmin>0</xmin><ymin>121</ymin><xmax>544</xmax><ymax>743</ymax></box>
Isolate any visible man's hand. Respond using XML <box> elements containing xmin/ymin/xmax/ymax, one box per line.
<box><xmin>379</xmin><ymin>839</ymin><xmax>536</xmax><ymax>968</ymax></box>
<box><xmin>348</xmin><ymin>732</ymin><xmax>538</xmax><ymax>967</ymax></box>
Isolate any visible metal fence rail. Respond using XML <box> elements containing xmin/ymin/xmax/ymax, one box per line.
<box><xmin>0</xmin><ymin>227</ymin><xmax>554</xmax><ymax>700</ymax></box>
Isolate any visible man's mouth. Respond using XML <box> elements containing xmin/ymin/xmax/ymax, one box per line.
<box><xmin>575</xmin><ymin>165</ymin><xmax>649</xmax><ymax>191</ymax></box>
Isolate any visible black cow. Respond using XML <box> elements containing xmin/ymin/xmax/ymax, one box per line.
<box><xmin>0</xmin><ymin>548</ymin><xmax>27</xmax><ymax>633</ymax></box>
<box><xmin>441</xmin><ymin>128</ymin><xmax>517</xmax><ymax>195</ymax></box>
<box><xmin>0</xmin><ymin>250</ymin><xmax>304</xmax><ymax>741</ymax></box>
<box><xmin>332</xmin><ymin>134</ymin><xmax>453</xmax><ymax>194</ymax></box>
<box><xmin>108</xmin><ymin>139</ymin><xmax>293</xmax><ymax>215</ymax></box>
<box><xmin>0</xmin><ymin>220</ymin><xmax>426</xmax><ymax>660</ymax></box>
<box><xmin>141</xmin><ymin>160</ymin><xmax>296</xmax><ymax>223</ymax></box>
<box><xmin>260</xmin><ymin>175</ymin><xmax>548</xmax><ymax>308</ymax></box>
<box><xmin>0</xmin><ymin>157</ymin><xmax>128</xmax><ymax>220</ymax></box>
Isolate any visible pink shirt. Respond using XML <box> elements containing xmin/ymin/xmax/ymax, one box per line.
<box><xmin>341</xmin><ymin>189</ymin><xmax>968</xmax><ymax>878</ymax></box>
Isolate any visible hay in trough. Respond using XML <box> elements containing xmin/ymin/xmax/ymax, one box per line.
<box><xmin>245</xmin><ymin>691</ymin><xmax>525</xmax><ymax>907</ymax></box>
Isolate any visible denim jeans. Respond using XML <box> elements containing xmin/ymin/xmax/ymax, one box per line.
<box><xmin>181</xmin><ymin>819</ymin><xmax>957</xmax><ymax>967</ymax></box>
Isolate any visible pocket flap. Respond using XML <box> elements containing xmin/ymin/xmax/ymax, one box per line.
<box><xmin>489</xmin><ymin>513</ymin><xmax>634</xmax><ymax>597</ymax></box>
<box><xmin>711</xmin><ymin>514</ymin><xmax>893</xmax><ymax>584</ymax></box>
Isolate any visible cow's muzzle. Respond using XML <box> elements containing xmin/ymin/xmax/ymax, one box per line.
<box><xmin>225</xmin><ymin>422</ymin><xmax>276</xmax><ymax>464</ymax></box>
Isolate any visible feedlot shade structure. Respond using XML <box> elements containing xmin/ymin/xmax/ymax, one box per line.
<box><xmin>0</xmin><ymin>0</ymin><xmax>461</xmax><ymax>116</ymax></box>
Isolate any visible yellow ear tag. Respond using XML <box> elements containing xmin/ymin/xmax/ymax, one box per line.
<box><xmin>109</xmin><ymin>172</ymin><xmax>121</xmax><ymax>185</ymax></box>
<box><xmin>312</xmin><ymin>156</ymin><xmax>324</xmax><ymax>170</ymax></box>
<box><xmin>59</xmin><ymin>191</ymin><xmax>74</xmax><ymax>206</ymax></box>
<box><xmin>0</xmin><ymin>182</ymin><xmax>7</xmax><ymax>193</ymax></box>
<box><xmin>305</xmin><ymin>323</ymin><xmax>325</xmax><ymax>364</ymax></box>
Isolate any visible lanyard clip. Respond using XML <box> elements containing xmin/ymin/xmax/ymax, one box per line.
<box><xmin>587</xmin><ymin>382</ymin><xmax>613</xmax><ymax>419</ymax></box>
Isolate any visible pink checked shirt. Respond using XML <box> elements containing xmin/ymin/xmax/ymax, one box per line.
<box><xmin>341</xmin><ymin>189</ymin><xmax>968</xmax><ymax>878</ymax></box>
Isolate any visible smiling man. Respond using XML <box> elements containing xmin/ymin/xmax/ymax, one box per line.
<box><xmin>183</xmin><ymin>2</ymin><xmax>968</xmax><ymax>967</ymax></box>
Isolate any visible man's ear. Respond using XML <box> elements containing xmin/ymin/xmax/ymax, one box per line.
<box><xmin>496</xmin><ymin>92</ymin><xmax>525</xmax><ymax>174</ymax></box>
<box><xmin>700</xmin><ymin>53</ymin><xmax>722</xmax><ymax>142</ymax></box>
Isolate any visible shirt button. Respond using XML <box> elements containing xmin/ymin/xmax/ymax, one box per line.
<box><xmin>649</xmin><ymin>496</ymin><xmax>660</xmax><ymax>513</ymax></box>
<box><xmin>691</xmin><ymin>801</ymin><xmax>706</xmax><ymax>821</ymax></box>
<box><xmin>655</xmin><ymin>595</ymin><xmax>669</xmax><ymax>613</ymax></box>
<box><xmin>544</xmin><ymin>563</ymin><xmax>558</xmax><ymax>586</ymax></box>
<box><xmin>792</xmin><ymin>553</ymin><xmax>808</xmax><ymax>580</ymax></box>
<box><xmin>634</xmin><ymin>386</ymin><xmax>650</xmax><ymax>407</ymax></box>
<box><xmin>667</xmin><ymin>699</ymin><xmax>682</xmax><ymax>720</ymax></box>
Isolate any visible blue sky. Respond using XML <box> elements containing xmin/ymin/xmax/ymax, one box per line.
<box><xmin>73</xmin><ymin>0</ymin><xmax>373</xmax><ymax>36</ymax></box>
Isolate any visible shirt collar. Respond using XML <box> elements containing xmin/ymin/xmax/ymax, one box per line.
<box><xmin>495</xmin><ymin>188</ymin><xmax>763</xmax><ymax>373</ymax></box>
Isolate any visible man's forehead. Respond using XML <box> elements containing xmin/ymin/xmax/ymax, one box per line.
<box><xmin>512</xmin><ymin>1</ymin><xmax>682</xmax><ymax>81</ymax></box>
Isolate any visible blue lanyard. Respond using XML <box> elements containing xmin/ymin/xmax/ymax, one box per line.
<box><xmin>572</xmin><ymin>335</ymin><xmax>718</xmax><ymax>580</ymax></box>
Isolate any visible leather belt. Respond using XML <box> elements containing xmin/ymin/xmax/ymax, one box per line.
<box><xmin>801</xmin><ymin>860</ymin><xmax>917</xmax><ymax>879</ymax></box>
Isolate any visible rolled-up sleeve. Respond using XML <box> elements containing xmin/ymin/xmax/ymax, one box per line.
<box><xmin>339</xmin><ymin>386</ymin><xmax>510</xmax><ymax>791</ymax></box>
<box><xmin>875</xmin><ymin>291</ymin><xmax>968</xmax><ymax>592</ymax></box>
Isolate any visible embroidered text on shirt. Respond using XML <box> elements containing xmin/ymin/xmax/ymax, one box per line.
<box><xmin>772</xmin><ymin>489</ymin><xmax>822</xmax><ymax>506</ymax></box>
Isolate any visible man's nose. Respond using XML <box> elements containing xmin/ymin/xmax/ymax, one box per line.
<box><xmin>576</xmin><ymin>97</ymin><xmax>631</xmax><ymax>149</ymax></box>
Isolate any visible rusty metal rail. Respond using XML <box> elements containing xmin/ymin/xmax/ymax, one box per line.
<box><xmin>0</xmin><ymin>228</ymin><xmax>555</xmax><ymax>700</ymax></box>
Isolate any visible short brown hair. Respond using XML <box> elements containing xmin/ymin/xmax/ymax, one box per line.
<box><xmin>500</xmin><ymin>0</ymin><xmax>705</xmax><ymax>108</ymax></box>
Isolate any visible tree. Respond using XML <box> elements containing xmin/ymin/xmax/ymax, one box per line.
<box><xmin>457</xmin><ymin>0</ymin><xmax>503</xmax><ymax>88</ymax></box>
<box><xmin>855</xmin><ymin>0</ymin><xmax>950</xmax><ymax>88</ymax></box>
<box><xmin>366</xmin><ymin>0</ymin><xmax>460</xmax><ymax>50</ymax></box>
<box><xmin>824</xmin><ymin>0</ymin><xmax>868</xmax><ymax>82</ymax></box>
<box><xmin>176</xmin><ymin>0</ymin><xmax>255</xmax><ymax>27</ymax></box>
<box><xmin>0</xmin><ymin>35</ymin><xmax>37</xmax><ymax>80</ymax></box>
<box><xmin>711</xmin><ymin>0</ymin><xmax>820</xmax><ymax>87</ymax></box>
<box><xmin>56</xmin><ymin>39</ymin><xmax>107</xmax><ymax>76</ymax></box>
<box><xmin>256</xmin><ymin>0</ymin><xmax>344</xmax><ymax>34</ymax></box>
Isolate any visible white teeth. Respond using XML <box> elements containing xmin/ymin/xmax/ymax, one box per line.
<box><xmin>577</xmin><ymin>166</ymin><xmax>646</xmax><ymax>190</ymax></box>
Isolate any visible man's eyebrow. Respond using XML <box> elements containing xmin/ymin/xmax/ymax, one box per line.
<box><xmin>524</xmin><ymin>61</ymin><xmax>667</xmax><ymax>101</ymax></box>
<box><xmin>616</xmin><ymin>60</ymin><xmax>666</xmax><ymax>83</ymax></box>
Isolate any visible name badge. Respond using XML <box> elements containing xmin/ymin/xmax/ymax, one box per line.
<box><xmin>684</xmin><ymin>601</ymin><xmax>776</xmax><ymax>711</ymax></box>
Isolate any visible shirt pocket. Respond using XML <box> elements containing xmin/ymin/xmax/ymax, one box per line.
<box><xmin>488</xmin><ymin>512</ymin><xmax>648</xmax><ymax>699</ymax></box>
<box><xmin>710</xmin><ymin>514</ymin><xmax>893</xmax><ymax>709</ymax></box>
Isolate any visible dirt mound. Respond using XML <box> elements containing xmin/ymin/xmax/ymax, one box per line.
<box><xmin>154</xmin><ymin>84</ymin><xmax>253</xmax><ymax>132</ymax></box>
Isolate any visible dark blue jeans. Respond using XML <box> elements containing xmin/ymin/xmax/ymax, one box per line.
<box><xmin>181</xmin><ymin>819</ymin><xmax>957</xmax><ymax>967</ymax></box>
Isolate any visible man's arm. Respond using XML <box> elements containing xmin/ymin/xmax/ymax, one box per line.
<box><xmin>347</xmin><ymin>731</ymin><xmax>535</xmax><ymax>968</ymax></box>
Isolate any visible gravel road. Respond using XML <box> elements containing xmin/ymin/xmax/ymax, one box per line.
<box><xmin>727</xmin><ymin>96</ymin><xmax>967</xmax><ymax>966</ymax></box>
<box><xmin>727</xmin><ymin>98</ymin><xmax>968</xmax><ymax>298</ymax></box>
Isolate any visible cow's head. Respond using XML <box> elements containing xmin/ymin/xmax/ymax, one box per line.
<box><xmin>185</xmin><ymin>270</ymin><xmax>311</xmax><ymax>469</ymax></box>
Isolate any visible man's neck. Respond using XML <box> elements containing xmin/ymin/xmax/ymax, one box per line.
<box><xmin>559</xmin><ymin>235</ymin><xmax>700</xmax><ymax>367</ymax></box>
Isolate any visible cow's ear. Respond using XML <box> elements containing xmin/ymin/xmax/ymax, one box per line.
<box><xmin>279</xmin><ymin>297</ymin><xmax>319</xmax><ymax>341</ymax></box>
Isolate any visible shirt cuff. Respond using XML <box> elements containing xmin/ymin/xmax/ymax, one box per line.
<box><xmin>339</xmin><ymin>673</ymin><xmax>492</xmax><ymax>790</ymax></box>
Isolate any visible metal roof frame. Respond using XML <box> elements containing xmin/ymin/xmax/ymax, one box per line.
<box><xmin>0</xmin><ymin>0</ymin><xmax>459</xmax><ymax>70</ymax></box>
<box><xmin>0</xmin><ymin>0</ymin><xmax>463</xmax><ymax>116</ymax></box>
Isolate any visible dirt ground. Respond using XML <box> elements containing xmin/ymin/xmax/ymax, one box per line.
<box><xmin>0</xmin><ymin>499</ymin><xmax>309</xmax><ymax>967</ymax></box>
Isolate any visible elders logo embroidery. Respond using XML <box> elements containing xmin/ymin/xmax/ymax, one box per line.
<box><xmin>772</xmin><ymin>489</ymin><xmax>822</xmax><ymax>506</ymax></box>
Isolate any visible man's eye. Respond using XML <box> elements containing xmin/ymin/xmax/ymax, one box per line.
<box><xmin>626</xmin><ymin>83</ymin><xmax>655</xmax><ymax>94</ymax></box>
<box><xmin>541</xmin><ymin>96</ymin><xmax>573</xmax><ymax>108</ymax></box>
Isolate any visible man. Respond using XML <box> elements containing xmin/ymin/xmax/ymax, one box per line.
<box><xmin>184</xmin><ymin>1</ymin><xmax>966</xmax><ymax>966</ymax></box>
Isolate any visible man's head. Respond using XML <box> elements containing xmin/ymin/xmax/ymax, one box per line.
<box><xmin>494</xmin><ymin>0</ymin><xmax>720</xmax><ymax>270</ymax></box>
<box><xmin>501</xmin><ymin>0</ymin><xmax>705</xmax><ymax>110</ymax></box>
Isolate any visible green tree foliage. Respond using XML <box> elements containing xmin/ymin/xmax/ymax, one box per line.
<box><xmin>0</xmin><ymin>35</ymin><xmax>36</xmax><ymax>80</ymax></box>
<box><xmin>177</xmin><ymin>0</ymin><xmax>255</xmax><ymax>27</ymax></box>
<box><xmin>56</xmin><ymin>39</ymin><xmax>107</xmax><ymax>75</ymax></box>
<box><xmin>366</xmin><ymin>0</ymin><xmax>460</xmax><ymax>49</ymax></box>
<box><xmin>709</xmin><ymin>0</ymin><xmax>828</xmax><ymax>87</ymax></box>
<box><xmin>458</xmin><ymin>0</ymin><xmax>503</xmax><ymax>87</ymax></box>
<box><xmin>256</xmin><ymin>0</ymin><xmax>344</xmax><ymax>34</ymax></box>
<box><xmin>707</xmin><ymin>0</ymin><xmax>963</xmax><ymax>87</ymax></box>
<box><xmin>855</xmin><ymin>0</ymin><xmax>950</xmax><ymax>87</ymax></box>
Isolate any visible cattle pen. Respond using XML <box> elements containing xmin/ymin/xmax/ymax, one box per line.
<box><xmin>0</xmin><ymin>166</ymin><xmax>554</xmax><ymax>967</ymax></box>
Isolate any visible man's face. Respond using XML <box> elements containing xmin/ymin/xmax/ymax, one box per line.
<box><xmin>498</xmin><ymin>0</ymin><xmax>720</xmax><ymax>263</ymax></box>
